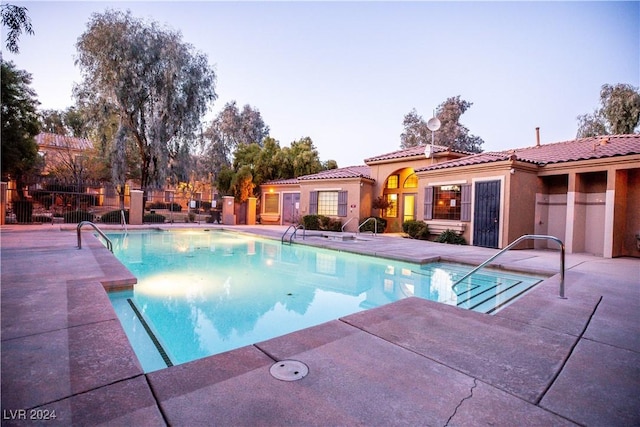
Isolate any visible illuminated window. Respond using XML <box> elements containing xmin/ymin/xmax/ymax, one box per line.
<box><xmin>386</xmin><ymin>175</ymin><xmax>399</xmax><ymax>189</ymax></box>
<box><xmin>264</xmin><ymin>193</ymin><xmax>279</xmax><ymax>214</ymax></box>
<box><xmin>385</xmin><ymin>194</ymin><xmax>398</xmax><ymax>217</ymax></box>
<box><xmin>404</xmin><ymin>174</ymin><xmax>418</xmax><ymax>188</ymax></box>
<box><xmin>309</xmin><ymin>191</ymin><xmax>347</xmax><ymax>216</ymax></box>
<box><xmin>317</xmin><ymin>191</ymin><xmax>339</xmax><ymax>216</ymax></box>
<box><xmin>433</xmin><ymin>185</ymin><xmax>461</xmax><ymax>220</ymax></box>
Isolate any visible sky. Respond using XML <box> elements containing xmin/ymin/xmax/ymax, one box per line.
<box><xmin>3</xmin><ymin>1</ymin><xmax>639</xmax><ymax>167</ymax></box>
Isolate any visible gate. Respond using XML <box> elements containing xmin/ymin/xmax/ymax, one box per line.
<box><xmin>473</xmin><ymin>180</ymin><xmax>501</xmax><ymax>248</ymax></box>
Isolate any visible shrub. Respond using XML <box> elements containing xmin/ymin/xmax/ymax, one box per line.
<box><xmin>320</xmin><ymin>216</ymin><xmax>342</xmax><ymax>232</ymax></box>
<box><xmin>63</xmin><ymin>210</ymin><xmax>95</xmax><ymax>223</ymax></box>
<box><xmin>435</xmin><ymin>229</ymin><xmax>467</xmax><ymax>245</ymax></box>
<box><xmin>144</xmin><ymin>213</ymin><xmax>166</xmax><ymax>223</ymax></box>
<box><xmin>302</xmin><ymin>214</ymin><xmax>342</xmax><ymax>231</ymax></box>
<box><xmin>302</xmin><ymin>214</ymin><xmax>321</xmax><ymax>230</ymax></box>
<box><xmin>146</xmin><ymin>201</ymin><xmax>182</xmax><ymax>212</ymax></box>
<box><xmin>101</xmin><ymin>210</ymin><xmax>129</xmax><ymax>224</ymax></box>
<box><xmin>402</xmin><ymin>220</ymin><xmax>430</xmax><ymax>240</ymax></box>
<box><xmin>359</xmin><ymin>216</ymin><xmax>386</xmax><ymax>233</ymax></box>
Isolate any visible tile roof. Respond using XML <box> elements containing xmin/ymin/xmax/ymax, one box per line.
<box><xmin>297</xmin><ymin>165</ymin><xmax>373</xmax><ymax>181</ymax></box>
<box><xmin>364</xmin><ymin>144</ymin><xmax>462</xmax><ymax>163</ymax></box>
<box><xmin>36</xmin><ymin>132</ymin><xmax>93</xmax><ymax>151</ymax></box>
<box><xmin>262</xmin><ymin>178</ymin><xmax>299</xmax><ymax>185</ymax></box>
<box><xmin>416</xmin><ymin>134</ymin><xmax>640</xmax><ymax>172</ymax></box>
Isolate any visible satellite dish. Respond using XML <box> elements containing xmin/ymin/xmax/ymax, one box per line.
<box><xmin>427</xmin><ymin>117</ymin><xmax>441</xmax><ymax>131</ymax></box>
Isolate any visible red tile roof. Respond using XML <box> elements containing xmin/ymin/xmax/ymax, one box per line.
<box><xmin>416</xmin><ymin>134</ymin><xmax>640</xmax><ymax>172</ymax></box>
<box><xmin>364</xmin><ymin>144</ymin><xmax>465</xmax><ymax>164</ymax></box>
<box><xmin>298</xmin><ymin>165</ymin><xmax>373</xmax><ymax>181</ymax></box>
<box><xmin>36</xmin><ymin>133</ymin><xmax>93</xmax><ymax>151</ymax></box>
<box><xmin>263</xmin><ymin>178</ymin><xmax>299</xmax><ymax>185</ymax></box>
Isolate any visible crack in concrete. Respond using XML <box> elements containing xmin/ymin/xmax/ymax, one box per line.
<box><xmin>444</xmin><ymin>378</ymin><xmax>477</xmax><ymax>427</ymax></box>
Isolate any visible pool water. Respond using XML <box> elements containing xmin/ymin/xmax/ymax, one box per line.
<box><xmin>106</xmin><ymin>229</ymin><xmax>544</xmax><ymax>372</ymax></box>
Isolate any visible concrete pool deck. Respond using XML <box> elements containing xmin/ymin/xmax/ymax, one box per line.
<box><xmin>1</xmin><ymin>224</ymin><xmax>638</xmax><ymax>426</ymax></box>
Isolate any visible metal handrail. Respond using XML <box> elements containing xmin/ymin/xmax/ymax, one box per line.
<box><xmin>120</xmin><ymin>209</ymin><xmax>128</xmax><ymax>232</ymax></box>
<box><xmin>77</xmin><ymin>221</ymin><xmax>113</xmax><ymax>253</ymax></box>
<box><xmin>341</xmin><ymin>217</ymin><xmax>356</xmax><ymax>232</ymax></box>
<box><xmin>281</xmin><ymin>224</ymin><xmax>305</xmax><ymax>244</ymax></box>
<box><xmin>452</xmin><ymin>234</ymin><xmax>566</xmax><ymax>299</ymax></box>
<box><xmin>358</xmin><ymin>217</ymin><xmax>378</xmax><ymax>236</ymax></box>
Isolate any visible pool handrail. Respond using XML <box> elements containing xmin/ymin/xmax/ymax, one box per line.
<box><xmin>341</xmin><ymin>217</ymin><xmax>356</xmax><ymax>233</ymax></box>
<box><xmin>358</xmin><ymin>217</ymin><xmax>379</xmax><ymax>236</ymax></box>
<box><xmin>77</xmin><ymin>221</ymin><xmax>113</xmax><ymax>253</ymax></box>
<box><xmin>281</xmin><ymin>224</ymin><xmax>305</xmax><ymax>244</ymax></box>
<box><xmin>451</xmin><ymin>234</ymin><xmax>566</xmax><ymax>299</ymax></box>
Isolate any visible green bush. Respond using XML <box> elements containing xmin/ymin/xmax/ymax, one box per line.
<box><xmin>302</xmin><ymin>214</ymin><xmax>322</xmax><ymax>230</ymax></box>
<box><xmin>147</xmin><ymin>201</ymin><xmax>182</xmax><ymax>212</ymax></box>
<box><xmin>321</xmin><ymin>216</ymin><xmax>342</xmax><ymax>232</ymax></box>
<box><xmin>144</xmin><ymin>213</ymin><xmax>166</xmax><ymax>223</ymax></box>
<box><xmin>402</xmin><ymin>220</ymin><xmax>430</xmax><ymax>240</ymax></box>
<box><xmin>359</xmin><ymin>216</ymin><xmax>386</xmax><ymax>233</ymax></box>
<box><xmin>63</xmin><ymin>210</ymin><xmax>95</xmax><ymax>223</ymax></box>
<box><xmin>100</xmin><ymin>210</ymin><xmax>129</xmax><ymax>224</ymax></box>
<box><xmin>435</xmin><ymin>229</ymin><xmax>467</xmax><ymax>245</ymax></box>
<box><xmin>302</xmin><ymin>214</ymin><xmax>342</xmax><ymax>231</ymax></box>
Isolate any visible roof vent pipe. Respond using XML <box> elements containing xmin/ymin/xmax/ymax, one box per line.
<box><xmin>536</xmin><ymin>127</ymin><xmax>541</xmax><ymax>147</ymax></box>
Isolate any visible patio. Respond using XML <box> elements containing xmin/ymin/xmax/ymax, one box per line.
<box><xmin>1</xmin><ymin>224</ymin><xmax>638</xmax><ymax>425</ymax></box>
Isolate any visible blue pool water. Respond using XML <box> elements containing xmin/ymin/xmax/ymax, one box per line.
<box><xmin>106</xmin><ymin>229</ymin><xmax>544</xmax><ymax>372</ymax></box>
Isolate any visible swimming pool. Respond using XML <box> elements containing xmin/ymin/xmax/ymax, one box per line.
<box><xmin>106</xmin><ymin>229</ymin><xmax>545</xmax><ymax>372</ymax></box>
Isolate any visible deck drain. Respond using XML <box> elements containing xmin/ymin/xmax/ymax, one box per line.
<box><xmin>269</xmin><ymin>360</ymin><xmax>309</xmax><ymax>381</ymax></box>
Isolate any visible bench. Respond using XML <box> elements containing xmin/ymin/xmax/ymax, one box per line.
<box><xmin>425</xmin><ymin>221</ymin><xmax>466</xmax><ymax>235</ymax></box>
<box><xmin>260</xmin><ymin>213</ymin><xmax>280</xmax><ymax>224</ymax></box>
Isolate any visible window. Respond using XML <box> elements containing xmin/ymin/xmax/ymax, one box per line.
<box><xmin>317</xmin><ymin>191</ymin><xmax>338</xmax><ymax>215</ymax></box>
<box><xmin>404</xmin><ymin>174</ymin><xmax>418</xmax><ymax>188</ymax></box>
<box><xmin>164</xmin><ymin>191</ymin><xmax>174</xmax><ymax>203</ymax></box>
<box><xmin>310</xmin><ymin>191</ymin><xmax>348</xmax><ymax>217</ymax></box>
<box><xmin>385</xmin><ymin>194</ymin><xmax>398</xmax><ymax>217</ymax></box>
<box><xmin>264</xmin><ymin>193</ymin><xmax>279</xmax><ymax>214</ymax></box>
<box><xmin>424</xmin><ymin>184</ymin><xmax>471</xmax><ymax>221</ymax></box>
<box><xmin>386</xmin><ymin>175</ymin><xmax>399</xmax><ymax>189</ymax></box>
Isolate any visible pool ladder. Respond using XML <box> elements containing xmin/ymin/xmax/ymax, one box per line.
<box><xmin>281</xmin><ymin>224</ymin><xmax>305</xmax><ymax>245</ymax></box>
<box><xmin>452</xmin><ymin>234</ymin><xmax>566</xmax><ymax>299</ymax></box>
<box><xmin>77</xmin><ymin>221</ymin><xmax>113</xmax><ymax>253</ymax></box>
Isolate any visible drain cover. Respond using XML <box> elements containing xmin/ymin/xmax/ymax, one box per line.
<box><xmin>269</xmin><ymin>360</ymin><xmax>309</xmax><ymax>381</ymax></box>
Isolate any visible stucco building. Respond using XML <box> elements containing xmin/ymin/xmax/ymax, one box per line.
<box><xmin>261</xmin><ymin>134</ymin><xmax>640</xmax><ymax>258</ymax></box>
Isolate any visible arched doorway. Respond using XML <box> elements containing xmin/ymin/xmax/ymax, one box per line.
<box><xmin>381</xmin><ymin>168</ymin><xmax>418</xmax><ymax>232</ymax></box>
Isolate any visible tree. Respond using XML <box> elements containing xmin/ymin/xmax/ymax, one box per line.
<box><xmin>203</xmin><ymin>101</ymin><xmax>269</xmax><ymax>177</ymax></box>
<box><xmin>39</xmin><ymin>107</ymin><xmax>89</xmax><ymax>137</ymax></box>
<box><xmin>1</xmin><ymin>4</ymin><xmax>33</xmax><ymax>54</ymax></box>
<box><xmin>1</xmin><ymin>60</ymin><xmax>41</xmax><ymax>196</ymax></box>
<box><xmin>577</xmin><ymin>84</ymin><xmax>640</xmax><ymax>137</ymax></box>
<box><xmin>281</xmin><ymin>137</ymin><xmax>324</xmax><ymax>177</ymax></box>
<box><xmin>74</xmin><ymin>9</ymin><xmax>217</xmax><ymax>192</ymax></box>
<box><xmin>400</xmin><ymin>96</ymin><xmax>484</xmax><ymax>153</ymax></box>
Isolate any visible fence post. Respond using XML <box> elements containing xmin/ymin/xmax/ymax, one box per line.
<box><xmin>0</xmin><ymin>182</ymin><xmax>6</xmax><ymax>225</ymax></box>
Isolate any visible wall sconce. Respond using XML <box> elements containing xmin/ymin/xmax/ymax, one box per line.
<box><xmin>510</xmin><ymin>168</ymin><xmax>515</xmax><ymax>175</ymax></box>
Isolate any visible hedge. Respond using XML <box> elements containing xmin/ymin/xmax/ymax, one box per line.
<box><xmin>302</xmin><ymin>214</ymin><xmax>342</xmax><ymax>232</ymax></box>
<box><xmin>144</xmin><ymin>213</ymin><xmax>166</xmax><ymax>223</ymax></box>
<box><xmin>100</xmin><ymin>210</ymin><xmax>129</xmax><ymax>224</ymax></box>
<box><xmin>402</xmin><ymin>220</ymin><xmax>430</xmax><ymax>240</ymax></box>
